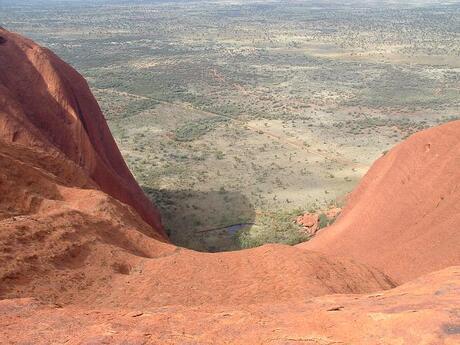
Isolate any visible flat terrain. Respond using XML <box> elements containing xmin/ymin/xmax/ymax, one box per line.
<box><xmin>2</xmin><ymin>0</ymin><xmax>458</xmax><ymax>251</ymax></box>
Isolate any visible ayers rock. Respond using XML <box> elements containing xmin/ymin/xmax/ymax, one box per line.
<box><xmin>0</xmin><ymin>28</ymin><xmax>459</xmax><ymax>344</ymax></box>
<box><xmin>0</xmin><ymin>28</ymin><xmax>165</xmax><ymax>238</ymax></box>
<box><xmin>302</xmin><ymin>120</ymin><xmax>460</xmax><ymax>283</ymax></box>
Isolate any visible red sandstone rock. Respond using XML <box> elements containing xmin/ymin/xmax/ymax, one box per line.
<box><xmin>296</xmin><ymin>213</ymin><xmax>319</xmax><ymax>235</ymax></box>
<box><xmin>0</xmin><ymin>267</ymin><xmax>458</xmax><ymax>344</ymax></box>
<box><xmin>297</xmin><ymin>213</ymin><xmax>318</xmax><ymax>227</ymax></box>
<box><xmin>302</xmin><ymin>120</ymin><xmax>460</xmax><ymax>283</ymax></box>
<box><xmin>296</xmin><ymin>207</ymin><xmax>341</xmax><ymax>235</ymax></box>
<box><xmin>0</xmin><ymin>29</ymin><xmax>459</xmax><ymax>344</ymax></box>
<box><xmin>0</xmin><ymin>28</ymin><xmax>165</xmax><ymax>238</ymax></box>
<box><xmin>0</xmin><ymin>26</ymin><xmax>394</xmax><ymax>309</ymax></box>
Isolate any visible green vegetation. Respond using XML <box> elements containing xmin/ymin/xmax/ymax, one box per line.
<box><xmin>318</xmin><ymin>213</ymin><xmax>330</xmax><ymax>229</ymax></box>
<box><xmin>236</xmin><ymin>209</ymin><xmax>309</xmax><ymax>249</ymax></box>
<box><xmin>123</xmin><ymin>98</ymin><xmax>160</xmax><ymax>118</ymax></box>
<box><xmin>174</xmin><ymin>117</ymin><xmax>230</xmax><ymax>142</ymax></box>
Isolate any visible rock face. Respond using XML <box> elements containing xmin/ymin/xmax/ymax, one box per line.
<box><xmin>0</xmin><ymin>29</ymin><xmax>165</xmax><ymax>238</ymax></box>
<box><xmin>0</xmin><ymin>25</ymin><xmax>393</xmax><ymax>310</ymax></box>
<box><xmin>1</xmin><ymin>267</ymin><xmax>458</xmax><ymax>345</ymax></box>
<box><xmin>302</xmin><ymin>120</ymin><xmax>460</xmax><ymax>283</ymax></box>
<box><xmin>0</xmin><ymin>29</ymin><xmax>459</xmax><ymax>344</ymax></box>
<box><xmin>297</xmin><ymin>212</ymin><xmax>320</xmax><ymax>234</ymax></box>
<box><xmin>296</xmin><ymin>207</ymin><xmax>341</xmax><ymax>236</ymax></box>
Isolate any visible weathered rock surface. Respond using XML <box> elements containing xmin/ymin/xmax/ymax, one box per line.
<box><xmin>0</xmin><ymin>24</ymin><xmax>393</xmax><ymax>311</ymax></box>
<box><xmin>302</xmin><ymin>120</ymin><xmax>460</xmax><ymax>283</ymax></box>
<box><xmin>296</xmin><ymin>207</ymin><xmax>341</xmax><ymax>235</ymax></box>
<box><xmin>0</xmin><ymin>28</ymin><xmax>165</xmax><ymax>237</ymax></box>
<box><xmin>0</xmin><ymin>28</ymin><xmax>459</xmax><ymax>344</ymax></box>
<box><xmin>1</xmin><ymin>267</ymin><xmax>458</xmax><ymax>344</ymax></box>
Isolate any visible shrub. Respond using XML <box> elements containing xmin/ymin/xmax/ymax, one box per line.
<box><xmin>236</xmin><ymin>209</ymin><xmax>309</xmax><ymax>249</ymax></box>
<box><xmin>318</xmin><ymin>213</ymin><xmax>329</xmax><ymax>229</ymax></box>
<box><xmin>174</xmin><ymin>116</ymin><xmax>229</xmax><ymax>141</ymax></box>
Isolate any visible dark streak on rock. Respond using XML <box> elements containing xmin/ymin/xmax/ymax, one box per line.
<box><xmin>442</xmin><ymin>323</ymin><xmax>460</xmax><ymax>335</ymax></box>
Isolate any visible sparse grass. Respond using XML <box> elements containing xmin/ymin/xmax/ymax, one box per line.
<box><xmin>174</xmin><ymin>117</ymin><xmax>230</xmax><ymax>142</ymax></box>
<box><xmin>236</xmin><ymin>209</ymin><xmax>309</xmax><ymax>249</ymax></box>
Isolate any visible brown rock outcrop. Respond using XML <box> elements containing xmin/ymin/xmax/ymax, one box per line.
<box><xmin>296</xmin><ymin>207</ymin><xmax>341</xmax><ymax>235</ymax></box>
<box><xmin>297</xmin><ymin>212</ymin><xmax>320</xmax><ymax>235</ymax></box>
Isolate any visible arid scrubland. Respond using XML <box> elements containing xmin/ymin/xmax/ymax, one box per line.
<box><xmin>2</xmin><ymin>0</ymin><xmax>457</xmax><ymax>251</ymax></box>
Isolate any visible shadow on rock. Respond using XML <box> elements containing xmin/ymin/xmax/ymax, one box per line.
<box><xmin>142</xmin><ymin>186</ymin><xmax>255</xmax><ymax>252</ymax></box>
